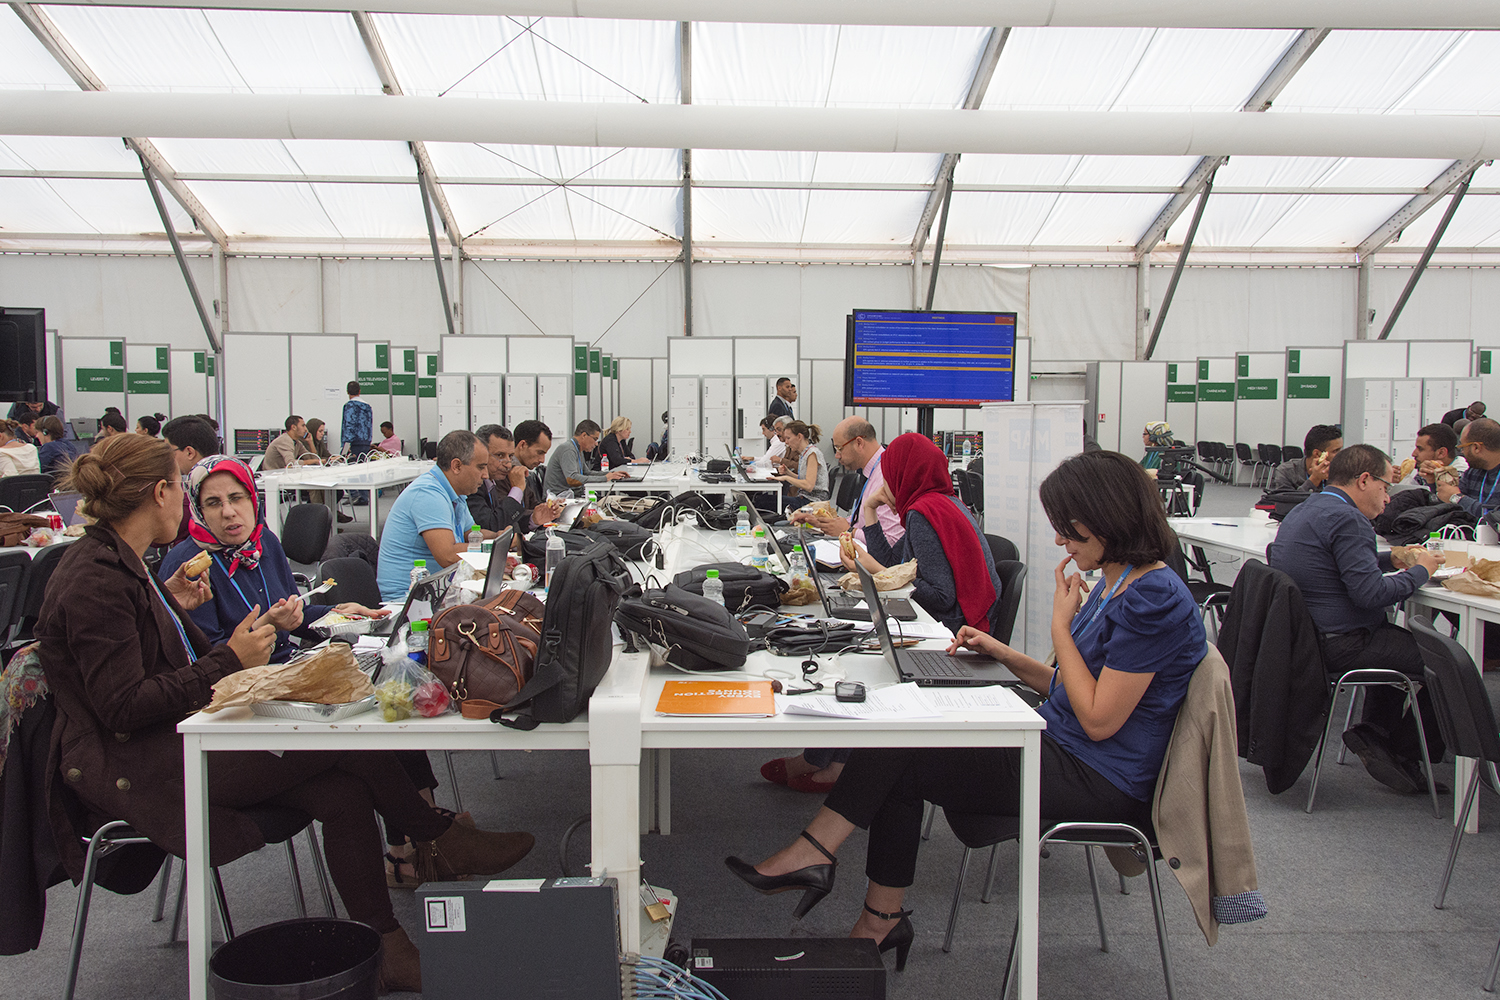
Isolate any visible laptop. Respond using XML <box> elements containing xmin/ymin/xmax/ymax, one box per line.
<box><xmin>855</xmin><ymin>562</ymin><xmax>1018</xmax><ymax>687</ymax></box>
<box><xmin>480</xmin><ymin>528</ymin><xmax>516</xmax><ymax>600</ymax></box>
<box><xmin>724</xmin><ymin>443</ymin><xmax>752</xmax><ymax>482</ymax></box>
<box><xmin>798</xmin><ymin>528</ymin><xmax>916</xmax><ymax>621</ymax></box>
<box><xmin>68</xmin><ymin>416</ymin><xmax>95</xmax><ymax>441</ymax></box>
<box><xmin>49</xmin><ymin>490</ymin><xmax>86</xmax><ymax>527</ymax></box>
<box><xmin>606</xmin><ymin>457</ymin><xmax>654</xmax><ymax>484</ymax></box>
<box><xmin>367</xmin><ymin>558</ymin><xmax>464</xmax><ymax>638</ymax></box>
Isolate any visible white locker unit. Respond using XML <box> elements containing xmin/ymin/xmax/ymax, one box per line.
<box><xmin>702</xmin><ymin>375</ymin><xmax>734</xmax><ymax>460</ymax></box>
<box><xmin>1424</xmin><ymin>378</ymin><xmax>1484</xmax><ymax>424</ymax></box>
<box><xmin>1391</xmin><ymin>379</ymin><xmax>1423</xmax><ymax>458</ymax></box>
<box><xmin>436</xmin><ymin>374</ymin><xmax>470</xmax><ymax>439</ymax></box>
<box><xmin>669</xmin><ymin>376</ymin><xmax>701</xmax><ymax>460</ymax></box>
<box><xmin>735</xmin><ymin>376</ymin><xmax>768</xmax><ymax>452</ymax></box>
<box><xmin>505</xmin><ymin>375</ymin><xmax>538</xmax><ymax>426</ymax></box>
<box><xmin>1456</xmin><ymin>379</ymin><xmax>1484</xmax><ymax>416</ymax></box>
<box><xmin>536</xmin><ymin>375</ymin><xmax>572</xmax><ymax>438</ymax></box>
<box><xmin>1344</xmin><ymin>379</ymin><xmax>1393</xmax><ymax>452</ymax></box>
<box><xmin>469</xmin><ymin>374</ymin><xmax>503</xmax><ymax>430</ymax></box>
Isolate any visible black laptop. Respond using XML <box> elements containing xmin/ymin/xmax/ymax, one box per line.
<box><xmin>606</xmin><ymin>457</ymin><xmax>654</xmax><ymax>484</ymax></box>
<box><xmin>855</xmin><ymin>562</ymin><xmax>1018</xmax><ymax>687</ymax></box>
<box><xmin>480</xmin><ymin>527</ymin><xmax>516</xmax><ymax>600</ymax></box>
<box><xmin>797</xmin><ymin>528</ymin><xmax>916</xmax><ymax>621</ymax></box>
<box><xmin>367</xmin><ymin>558</ymin><xmax>464</xmax><ymax>638</ymax></box>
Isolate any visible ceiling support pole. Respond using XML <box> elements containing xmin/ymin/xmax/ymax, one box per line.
<box><xmin>140</xmin><ymin>152</ymin><xmax>220</xmax><ymax>354</ymax></box>
<box><xmin>1378</xmin><ymin>174</ymin><xmax>1472</xmax><ymax>340</ymax></box>
<box><xmin>418</xmin><ymin>164</ymin><xmax>458</xmax><ymax>340</ymax></box>
<box><xmin>1144</xmin><ymin>170</ymin><xmax>1214</xmax><ymax>360</ymax></box>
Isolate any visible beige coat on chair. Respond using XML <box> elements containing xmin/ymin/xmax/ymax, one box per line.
<box><xmin>1106</xmin><ymin>645</ymin><xmax>1265</xmax><ymax>945</ymax></box>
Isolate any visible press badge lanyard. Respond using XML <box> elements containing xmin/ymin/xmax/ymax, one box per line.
<box><xmin>855</xmin><ymin>453</ymin><xmax>883</xmax><ymax>511</ymax></box>
<box><xmin>1069</xmin><ymin>564</ymin><xmax>1133</xmax><ymax>640</ymax></box>
<box><xmin>215</xmin><ymin>553</ymin><xmax>274</xmax><ymax>618</ymax></box>
<box><xmin>145</xmin><ymin>573</ymin><xmax>196</xmax><ymax>662</ymax></box>
<box><xmin>1477</xmin><ymin>469</ymin><xmax>1500</xmax><ymax>506</ymax></box>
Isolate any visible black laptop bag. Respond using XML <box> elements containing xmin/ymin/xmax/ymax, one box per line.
<box><xmin>590</xmin><ymin>519</ymin><xmax>654</xmax><ymax>560</ymax></box>
<box><xmin>615</xmin><ymin>584</ymin><xmax>751</xmax><ymax>671</ymax></box>
<box><xmin>673</xmin><ymin>563</ymin><xmax>788</xmax><ymax>613</ymax></box>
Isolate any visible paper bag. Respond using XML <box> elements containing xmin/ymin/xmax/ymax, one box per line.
<box><xmin>1441</xmin><ymin>557</ymin><xmax>1500</xmax><ymax>599</ymax></box>
<box><xmin>838</xmin><ymin>559</ymin><xmax>918</xmax><ymax>593</ymax></box>
<box><xmin>780</xmin><ymin>579</ymin><xmax>819</xmax><ymax>606</ymax></box>
<box><xmin>206</xmin><ymin>644</ymin><xmax>372</xmax><ymax>712</ymax></box>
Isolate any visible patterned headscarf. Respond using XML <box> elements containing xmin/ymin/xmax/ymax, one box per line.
<box><xmin>1144</xmin><ymin>421</ymin><xmax>1175</xmax><ymax>448</ymax></box>
<box><xmin>185</xmin><ymin>454</ymin><xmax>264</xmax><ymax>575</ymax></box>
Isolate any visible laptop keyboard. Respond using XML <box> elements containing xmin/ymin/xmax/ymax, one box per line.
<box><xmin>355</xmin><ymin>650</ymin><xmax>384</xmax><ymax>675</ymax></box>
<box><xmin>906</xmin><ymin>650</ymin><xmax>974</xmax><ymax>677</ymax></box>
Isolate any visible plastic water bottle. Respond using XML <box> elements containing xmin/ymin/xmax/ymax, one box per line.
<box><xmin>409</xmin><ymin>559</ymin><xmax>431</xmax><ymax>620</ymax></box>
<box><xmin>735</xmin><ymin>505</ymin><xmax>751</xmax><ymax>545</ymax></box>
<box><xmin>407</xmin><ymin>620</ymin><xmax>429</xmax><ymax>666</ymax></box>
<box><xmin>601</xmin><ymin>453</ymin><xmax>610</xmax><ymax>473</ymax></box>
<box><xmin>788</xmin><ymin>544</ymin><xmax>810</xmax><ymax>587</ymax></box>
<box><xmin>467</xmin><ymin>524</ymin><xmax>483</xmax><ymax>553</ymax></box>
<box><xmin>1427</xmin><ymin>531</ymin><xmax>1445</xmax><ymax>556</ymax></box>
<box><xmin>586</xmin><ymin>490</ymin><xmax>599</xmax><ymax>518</ymax></box>
<box><xmin>702</xmin><ymin>568</ymin><xmax>725</xmax><ymax>608</ymax></box>
<box><xmin>410</xmin><ymin>559</ymin><xmax>429</xmax><ymax>591</ymax></box>
<box><xmin>752</xmin><ymin>527</ymin><xmax>769</xmax><ymax>569</ymax></box>
<box><xmin>962</xmin><ymin>437</ymin><xmax>973</xmax><ymax>460</ymax></box>
<box><xmin>545</xmin><ymin>528</ymin><xmax>566</xmax><ymax>591</ymax></box>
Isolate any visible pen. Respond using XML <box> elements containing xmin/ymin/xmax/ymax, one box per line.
<box><xmin>1209</xmin><ymin>522</ymin><xmax>1239</xmax><ymax>527</ymax></box>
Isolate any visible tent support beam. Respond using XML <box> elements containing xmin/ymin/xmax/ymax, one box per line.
<box><xmin>924</xmin><ymin>157</ymin><xmax>958</xmax><ymax>311</ymax></box>
<box><xmin>1377</xmin><ymin>175</ymin><xmax>1472</xmax><ymax>340</ymax></box>
<box><xmin>418</xmin><ymin>164</ymin><xmax>459</xmax><ymax>341</ymax></box>
<box><xmin>1357</xmin><ymin>156</ymin><xmax>1489</xmax><ymax>258</ymax></box>
<box><xmin>1144</xmin><ymin>170</ymin><xmax>1214</xmax><ymax>360</ymax></box>
<box><xmin>139</xmin><ymin>152</ymin><xmax>221</xmax><ymax>354</ymax></box>
<box><xmin>1134</xmin><ymin>28</ymin><xmax>1327</xmax><ymax>257</ymax></box>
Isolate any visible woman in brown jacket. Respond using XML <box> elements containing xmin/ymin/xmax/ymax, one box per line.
<box><xmin>38</xmin><ymin>433</ymin><xmax>534</xmax><ymax>993</ymax></box>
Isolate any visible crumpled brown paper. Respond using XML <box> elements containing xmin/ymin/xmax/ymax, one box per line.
<box><xmin>205</xmin><ymin>644</ymin><xmax>372</xmax><ymax>712</ymax></box>
<box><xmin>780</xmin><ymin>579</ymin><xmax>819</xmax><ymax>606</ymax></box>
<box><xmin>1442</xmin><ymin>557</ymin><xmax>1500</xmax><ymax>599</ymax></box>
<box><xmin>838</xmin><ymin>559</ymin><xmax>918</xmax><ymax>593</ymax></box>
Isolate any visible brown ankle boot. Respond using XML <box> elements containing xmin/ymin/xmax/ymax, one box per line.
<box><xmin>414</xmin><ymin>822</ymin><xmax>534</xmax><ymax>881</ymax></box>
<box><xmin>379</xmin><ymin>927</ymin><xmax>422</xmax><ymax>994</ymax></box>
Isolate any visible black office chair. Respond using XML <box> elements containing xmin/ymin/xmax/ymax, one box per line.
<box><xmin>280</xmin><ymin>503</ymin><xmax>333</xmax><ymax>588</ymax></box>
<box><xmin>991</xmin><ymin>561</ymin><xmax>1027</xmax><ymax>646</ymax></box>
<box><xmin>984</xmin><ymin>533</ymin><xmax>1020</xmax><ymax>565</ymax></box>
<box><xmin>1234</xmin><ymin>443</ymin><xmax>1257</xmax><ymax>486</ymax></box>
<box><xmin>1164</xmin><ymin>542</ymin><xmax>1232</xmax><ymax>637</ymax></box>
<box><xmin>318</xmin><ymin>557</ymin><xmax>381</xmax><ymax>607</ymax></box>
<box><xmin>0</xmin><ymin>474</ymin><xmax>54</xmax><ymax>512</ymax></box>
<box><xmin>0</xmin><ymin>551</ymin><xmax>31</xmax><ymax>657</ymax></box>
<box><xmin>322</xmin><ymin>530</ymin><xmax>380</xmax><ymax>570</ymax></box>
<box><xmin>8</xmin><ymin>542</ymin><xmax>66</xmax><ymax>649</ymax></box>
<box><xmin>1282</xmin><ymin>444</ymin><xmax>1304</xmax><ymax>462</ymax></box>
<box><xmin>1409</xmin><ymin>615</ymin><xmax>1500</xmax><ymax>991</ymax></box>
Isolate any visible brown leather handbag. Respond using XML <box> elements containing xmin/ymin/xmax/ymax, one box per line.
<box><xmin>428</xmin><ymin>589</ymin><xmax>545</xmax><ymax>713</ymax></box>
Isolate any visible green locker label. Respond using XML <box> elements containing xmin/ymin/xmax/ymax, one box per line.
<box><xmin>589</xmin><ymin>349</ymin><xmax>600</xmax><ymax>374</ymax></box>
<box><xmin>1237</xmin><ymin>355</ymin><xmax>1250</xmax><ymax>377</ymax></box>
<box><xmin>374</xmin><ymin>344</ymin><xmax>389</xmax><ymax>370</ymax></box>
<box><xmin>1286</xmin><ymin>376</ymin><xmax>1332</xmax><ymax>399</ymax></box>
<box><xmin>1482</xmin><ymin>351</ymin><xmax>1493</xmax><ymax>375</ymax></box>
<box><xmin>127</xmin><ymin>372</ymin><xmax>169</xmax><ymax>394</ymax></box>
<box><xmin>418</xmin><ymin>377</ymin><xmax>436</xmax><ymax>398</ymax></box>
<box><xmin>1166</xmin><ymin>385</ymin><xmax>1197</xmax><ymax>403</ymax></box>
<box><xmin>600</xmin><ymin>353</ymin><xmax>611</xmax><ymax>379</ymax></box>
<box><xmin>357</xmin><ymin>371</ymin><xmax>389</xmax><ymax>394</ymax></box>
<box><xmin>109</xmin><ymin>341</ymin><xmax>123</xmax><ymax>366</ymax></box>
<box><xmin>1197</xmin><ymin>382</ymin><xmax>1235</xmax><ymax>402</ymax></box>
<box><xmin>613</xmin><ymin>359</ymin><xmax>620</xmax><ymax>379</ymax></box>
<box><xmin>404</xmin><ymin>349</ymin><xmax>416</xmax><ymax>373</ymax></box>
<box><xmin>390</xmin><ymin>373</ymin><xmax>416</xmax><ymax>396</ymax></box>
<box><xmin>575</xmin><ymin>346</ymin><xmax>589</xmax><ymax>371</ymax></box>
<box><xmin>426</xmin><ymin>355</ymin><xmax>438</xmax><ymax>376</ymax></box>
<box><xmin>1167</xmin><ymin>363</ymin><xmax>1178</xmax><ymax>383</ymax></box>
<box><xmin>1235</xmin><ymin>378</ymin><xmax>1278</xmax><ymax>401</ymax></box>
<box><xmin>77</xmin><ymin>368</ymin><xmax>124</xmax><ymax>393</ymax></box>
<box><xmin>1287</xmin><ymin>350</ymin><xmax>1301</xmax><ymax>374</ymax></box>
<box><xmin>574</xmin><ymin>372</ymin><xmax>589</xmax><ymax>395</ymax></box>
<box><xmin>155</xmin><ymin>347</ymin><xmax>169</xmax><ymax>371</ymax></box>
<box><xmin>1198</xmin><ymin>359</ymin><xmax>1210</xmax><ymax>380</ymax></box>
<box><xmin>206</xmin><ymin>356</ymin><xmax>216</xmax><ymax>377</ymax></box>
<box><xmin>194</xmin><ymin>352</ymin><xmax>205</xmax><ymax>373</ymax></box>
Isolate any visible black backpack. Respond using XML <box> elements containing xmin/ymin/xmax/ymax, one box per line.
<box><xmin>673</xmin><ymin>563</ymin><xmax>788</xmax><ymax>613</ymax></box>
<box><xmin>520</xmin><ymin>526</ymin><xmax>604</xmax><ymax>563</ymax></box>
<box><xmin>615</xmin><ymin>584</ymin><xmax>751</xmax><ymax>671</ymax></box>
<box><xmin>493</xmin><ymin>541</ymin><xmax>634</xmax><ymax>729</ymax></box>
<box><xmin>591</xmin><ymin>519</ymin><xmax>654</xmax><ymax>560</ymax></box>
<box><xmin>1254</xmin><ymin>489</ymin><xmax>1312</xmax><ymax>522</ymax></box>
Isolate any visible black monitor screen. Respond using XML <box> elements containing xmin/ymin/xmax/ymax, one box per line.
<box><xmin>845</xmin><ymin>309</ymin><xmax>1017</xmax><ymax>408</ymax></box>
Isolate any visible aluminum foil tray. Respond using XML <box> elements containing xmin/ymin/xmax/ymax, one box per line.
<box><xmin>250</xmin><ymin>696</ymin><xmax>377</xmax><ymax>721</ymax></box>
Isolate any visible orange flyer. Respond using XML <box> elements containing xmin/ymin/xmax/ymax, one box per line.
<box><xmin>655</xmin><ymin>680</ymin><xmax>777</xmax><ymax>717</ymax></box>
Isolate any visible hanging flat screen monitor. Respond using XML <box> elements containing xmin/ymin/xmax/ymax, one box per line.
<box><xmin>844</xmin><ymin>309</ymin><xmax>1017</xmax><ymax>408</ymax></box>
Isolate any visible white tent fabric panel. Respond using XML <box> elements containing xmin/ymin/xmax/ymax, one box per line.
<box><xmin>1393</xmin><ymin>33</ymin><xmax>1500</xmax><ymax>115</ymax></box>
<box><xmin>0</xmin><ymin>176</ymin><xmax>194</xmax><ymax>233</ymax></box>
<box><xmin>227</xmin><ymin>256</ymin><xmax>324</xmax><ymax>332</ymax></box>
<box><xmin>322</xmin><ymin>257</ymin><xmax>448</xmax><ymax>343</ymax></box>
<box><xmin>1267</xmin><ymin>30</ymin><xmax>1470</xmax><ymax>114</ymax></box>
<box><xmin>39</xmin><ymin>7</ymin><xmax>384</xmax><ymax>94</ymax></box>
<box><xmin>943</xmin><ymin>192</ymin><xmax>1072</xmax><ymax>246</ymax></box>
<box><xmin>0</xmin><ymin>11</ymin><xmax>77</xmax><ymax>89</ymax></box>
<box><xmin>1066</xmin><ymin>155</ymin><xmax>1198</xmax><ymax>188</ymax></box>
<box><xmin>448</xmin><ymin>183</ymin><xmax>678</xmax><ymax>241</ymax></box>
<box><xmin>798</xmin><ymin>190</ymin><xmax>927</xmax><ymax>245</ymax></box>
<box><xmin>1371</xmin><ymin>266</ymin><xmax>1500</xmax><ymax>341</ymax></box>
<box><xmin>1149</xmin><ymin>266</ymin><xmax>1356</xmax><ymax>358</ymax></box>
<box><xmin>0</xmin><ymin>135</ymin><xmax>142</xmax><ymax>172</ymax></box>
<box><xmin>1211</xmin><ymin>155</ymin><xmax>1457</xmax><ymax>189</ymax></box>
<box><xmin>811</xmin><ymin>151</ymin><xmax>942</xmax><ymax>185</ymax></box>
<box><xmin>693</xmin><ymin>187</ymin><xmax>809</xmax><ymax>244</ymax></box>
<box><xmin>371</xmin><ymin>14</ymin><xmax>679</xmax><ymax>103</ymax></box>
<box><xmin>426</xmin><ymin>142</ymin><xmax>678</xmax><ymax>181</ymax></box>
<box><xmin>1384</xmin><ymin>195</ymin><xmax>1500</xmax><ymax>249</ymax></box>
<box><xmin>151</xmin><ymin>137</ymin><xmax>420</xmax><ymax>177</ymax></box>
<box><xmin>1029</xmin><ymin>266</ymin><xmax>1136</xmax><ymax>361</ymax></box>
<box><xmin>1164</xmin><ymin>193</ymin><xmax>1414</xmax><ymax>248</ymax></box>
<box><xmin>1030</xmin><ymin>192</ymin><xmax>1179</xmax><ymax>246</ymax></box>
<box><xmin>187</xmin><ymin>180</ymin><xmax>346</xmax><ymax>237</ymax></box>
<box><xmin>304</xmin><ymin>182</ymin><xmax>434</xmax><ymax>238</ymax></box>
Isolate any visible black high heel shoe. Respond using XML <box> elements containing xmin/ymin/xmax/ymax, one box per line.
<box><xmin>725</xmin><ymin>830</ymin><xmax>838</xmax><ymax>919</ymax></box>
<box><xmin>865</xmin><ymin>903</ymin><xmax>915</xmax><ymax>972</ymax></box>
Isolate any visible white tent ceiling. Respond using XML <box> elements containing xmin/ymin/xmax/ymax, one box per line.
<box><xmin>2</xmin><ymin>7</ymin><xmax>1499</xmax><ymax>257</ymax></box>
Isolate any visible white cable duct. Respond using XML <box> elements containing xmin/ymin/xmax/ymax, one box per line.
<box><xmin>39</xmin><ymin>1</ymin><xmax>1500</xmax><ymax>30</ymax></box>
<box><xmin>5</xmin><ymin>91</ymin><xmax>1500</xmax><ymax>160</ymax></box>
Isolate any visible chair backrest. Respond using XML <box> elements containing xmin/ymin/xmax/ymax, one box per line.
<box><xmin>991</xmin><ymin>560</ymin><xmax>1027</xmax><ymax>645</ymax></box>
<box><xmin>1163</xmin><ymin>540</ymin><xmax>1191</xmax><ymax>585</ymax></box>
<box><xmin>0</xmin><ymin>551</ymin><xmax>31</xmax><ymax>646</ymax></box>
<box><xmin>834</xmin><ymin>470</ymin><xmax>863</xmax><ymax>512</ymax></box>
<box><xmin>321</xmin><ymin>530</ymin><xmax>380</xmax><ymax>570</ymax></box>
<box><xmin>966</xmin><ymin>470</ymin><xmax>984</xmax><ymax>513</ymax></box>
<box><xmin>1236</xmin><ymin>443</ymin><xmax>1253</xmax><ymax>463</ymax></box>
<box><xmin>1196</xmin><ymin>441</ymin><xmax>1210</xmax><ymax>461</ymax></box>
<box><xmin>16</xmin><ymin>543</ymin><xmax>68</xmax><ymax>633</ymax></box>
<box><xmin>1282</xmin><ymin>445</ymin><xmax>1303</xmax><ymax>461</ymax></box>
<box><xmin>317</xmin><ymin>557</ymin><xmax>382</xmax><ymax>608</ymax></box>
<box><xmin>984</xmin><ymin>533</ymin><xmax>1019</xmax><ymax>564</ymax></box>
<box><xmin>280</xmin><ymin>503</ymin><xmax>333</xmax><ymax>566</ymax></box>
<box><xmin>0</xmin><ymin>474</ymin><xmax>55</xmax><ymax>513</ymax></box>
<box><xmin>1265</xmin><ymin>444</ymin><xmax>1282</xmax><ymax>466</ymax></box>
<box><xmin>1409</xmin><ymin>615</ymin><xmax>1500</xmax><ymax>765</ymax></box>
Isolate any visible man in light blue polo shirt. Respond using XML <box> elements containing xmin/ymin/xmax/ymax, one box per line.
<box><xmin>377</xmin><ymin>430</ymin><xmax>489</xmax><ymax>600</ymax></box>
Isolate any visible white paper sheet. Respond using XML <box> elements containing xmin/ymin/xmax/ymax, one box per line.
<box><xmin>781</xmin><ymin>682</ymin><xmax>942</xmax><ymax>720</ymax></box>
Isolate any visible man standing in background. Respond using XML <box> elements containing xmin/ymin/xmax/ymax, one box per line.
<box><xmin>768</xmin><ymin>377</ymin><xmax>797</xmax><ymax>420</ymax></box>
<box><xmin>342</xmin><ymin>380</ymin><xmax>373</xmax><ymax>459</ymax></box>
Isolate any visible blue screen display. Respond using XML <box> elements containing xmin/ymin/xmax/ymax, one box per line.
<box><xmin>847</xmin><ymin>310</ymin><xmax>1016</xmax><ymax>407</ymax></box>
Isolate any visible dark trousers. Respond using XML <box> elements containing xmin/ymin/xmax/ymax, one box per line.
<box><xmin>1318</xmin><ymin>622</ymin><xmax>1446</xmax><ymax>764</ymax></box>
<box><xmin>209</xmin><ymin>749</ymin><xmax>448</xmax><ymax>933</ymax></box>
<box><xmin>385</xmin><ymin>750</ymin><xmax>440</xmax><ymax>847</ymax></box>
<box><xmin>803</xmin><ymin>747</ymin><xmax>853</xmax><ymax>769</ymax></box>
<box><xmin>823</xmin><ymin>737</ymin><xmax>1151</xmax><ymax>889</ymax></box>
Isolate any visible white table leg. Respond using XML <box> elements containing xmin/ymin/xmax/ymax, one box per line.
<box><xmin>1017</xmin><ymin>730</ymin><xmax>1041</xmax><ymax>1000</ymax></box>
<box><xmin>592</xmin><ymin>762</ymin><xmax>641</xmax><ymax>951</ymax></box>
<box><xmin>263</xmin><ymin>487</ymin><xmax>283</xmax><ymax>535</ymax></box>
<box><xmin>368</xmin><ymin>488</ymin><xmax>379</xmax><ymax>539</ymax></box>
<box><xmin>183</xmin><ymin>735</ymin><xmax>212</xmax><ymax>1000</ymax></box>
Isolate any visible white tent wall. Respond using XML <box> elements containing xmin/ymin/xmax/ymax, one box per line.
<box><xmin>1148</xmin><ymin>265</ymin><xmax>1358</xmax><ymax>358</ymax></box>
<box><xmin>1369</xmin><ymin>266</ymin><xmax>1500</xmax><ymax>342</ymax></box>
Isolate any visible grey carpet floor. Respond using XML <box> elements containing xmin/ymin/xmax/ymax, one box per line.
<box><xmin>8</xmin><ymin>482</ymin><xmax>1497</xmax><ymax>999</ymax></box>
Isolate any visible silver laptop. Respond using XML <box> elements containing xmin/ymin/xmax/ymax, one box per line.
<box><xmin>49</xmin><ymin>490</ymin><xmax>86</xmax><ymax>526</ymax></box>
<box><xmin>797</xmin><ymin>527</ymin><xmax>916</xmax><ymax>622</ymax></box>
<box><xmin>854</xmin><ymin>562</ymin><xmax>1018</xmax><ymax>687</ymax></box>
<box><xmin>480</xmin><ymin>527</ymin><xmax>516</xmax><ymax>600</ymax></box>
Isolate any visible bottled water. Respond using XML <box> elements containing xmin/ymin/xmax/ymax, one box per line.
<box><xmin>751</xmin><ymin>527</ymin><xmax>769</xmax><ymax>569</ymax></box>
<box><xmin>601</xmin><ymin>453</ymin><xmax>610</xmax><ymax>473</ymax></box>
<box><xmin>735</xmin><ymin>505</ymin><xmax>752</xmax><ymax>545</ymax></box>
<box><xmin>467</xmin><ymin>524</ymin><xmax>483</xmax><ymax>553</ymax></box>
<box><xmin>1426</xmin><ymin>531</ymin><xmax>1445</xmax><ymax>556</ymax></box>
<box><xmin>702</xmin><ymin>568</ymin><xmax>725</xmax><ymax>608</ymax></box>
<box><xmin>406</xmin><ymin>620</ymin><xmax>429</xmax><ymax>666</ymax></box>
<box><xmin>545</xmin><ymin>528</ymin><xmax>566</xmax><ymax>591</ymax></box>
<box><xmin>962</xmin><ymin>437</ymin><xmax>972</xmax><ymax>459</ymax></box>
<box><xmin>409</xmin><ymin>559</ymin><xmax>431</xmax><ymax>621</ymax></box>
<box><xmin>788</xmin><ymin>544</ymin><xmax>810</xmax><ymax>587</ymax></box>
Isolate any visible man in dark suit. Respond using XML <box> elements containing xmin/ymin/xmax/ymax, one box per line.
<box><xmin>470</xmin><ymin>424</ymin><xmax>562</xmax><ymax>535</ymax></box>
<box><xmin>768</xmin><ymin>377</ymin><xmax>797</xmax><ymax>420</ymax></box>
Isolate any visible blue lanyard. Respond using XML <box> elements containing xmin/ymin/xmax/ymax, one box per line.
<box><xmin>1069</xmin><ymin>564</ymin><xmax>1134</xmax><ymax>640</ymax></box>
<box><xmin>1324</xmin><ymin>489</ymin><xmax>1351</xmax><ymax>505</ymax></box>
<box><xmin>215</xmin><ymin>553</ymin><xmax>274</xmax><ymax>617</ymax></box>
<box><xmin>855</xmin><ymin>453</ymin><xmax>883</xmax><ymax>511</ymax></box>
<box><xmin>145</xmin><ymin>573</ymin><xmax>196</xmax><ymax>663</ymax></box>
<box><xmin>1479</xmin><ymin>468</ymin><xmax>1500</xmax><ymax>505</ymax></box>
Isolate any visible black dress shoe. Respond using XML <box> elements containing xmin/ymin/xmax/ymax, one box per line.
<box><xmin>865</xmin><ymin>904</ymin><xmax>916</xmax><ymax>972</ymax></box>
<box><xmin>337</xmin><ymin>511</ymin><xmax>354</xmax><ymax>523</ymax></box>
<box><xmin>725</xmin><ymin>830</ymin><xmax>837</xmax><ymax>919</ymax></box>
<box><xmin>1342</xmin><ymin>725</ymin><xmax>1418</xmax><ymax>794</ymax></box>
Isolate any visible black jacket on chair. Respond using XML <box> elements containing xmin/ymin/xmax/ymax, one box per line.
<box><xmin>1217</xmin><ymin>559</ymin><xmax>1329</xmax><ymax>794</ymax></box>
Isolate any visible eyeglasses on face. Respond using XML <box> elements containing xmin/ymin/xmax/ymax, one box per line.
<box><xmin>201</xmin><ymin>491</ymin><xmax>252</xmax><ymax>512</ymax></box>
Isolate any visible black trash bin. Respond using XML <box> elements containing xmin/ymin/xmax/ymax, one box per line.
<box><xmin>210</xmin><ymin>919</ymin><xmax>382</xmax><ymax>1000</ymax></box>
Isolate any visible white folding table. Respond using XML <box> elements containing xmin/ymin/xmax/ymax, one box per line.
<box><xmin>258</xmin><ymin>459</ymin><xmax>433</xmax><ymax>540</ymax></box>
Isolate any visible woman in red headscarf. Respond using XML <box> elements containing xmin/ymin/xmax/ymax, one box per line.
<box><xmin>840</xmin><ymin>432</ymin><xmax>1000</xmax><ymax>635</ymax></box>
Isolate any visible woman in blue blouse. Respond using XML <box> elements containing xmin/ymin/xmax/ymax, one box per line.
<box><xmin>726</xmin><ymin>450</ymin><xmax>1205</xmax><ymax>971</ymax></box>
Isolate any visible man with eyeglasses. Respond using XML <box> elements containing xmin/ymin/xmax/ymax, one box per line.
<box><xmin>542</xmin><ymin>419</ymin><xmax>628</xmax><ymax>497</ymax></box>
<box><xmin>1439</xmin><ymin>418</ymin><xmax>1500</xmax><ymax>519</ymax></box>
<box><xmin>1268</xmin><ymin>444</ymin><xmax>1446</xmax><ymax>795</ymax></box>
<box><xmin>789</xmin><ymin>417</ymin><xmax>903</xmax><ymax>549</ymax></box>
